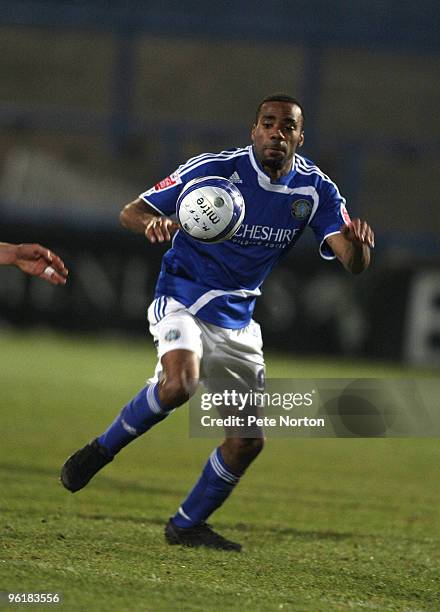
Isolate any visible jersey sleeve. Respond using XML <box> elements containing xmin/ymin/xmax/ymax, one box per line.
<box><xmin>138</xmin><ymin>169</ymin><xmax>184</xmax><ymax>219</ymax></box>
<box><xmin>308</xmin><ymin>180</ymin><xmax>351</xmax><ymax>260</ymax></box>
<box><xmin>138</xmin><ymin>150</ymin><xmax>239</xmax><ymax>219</ymax></box>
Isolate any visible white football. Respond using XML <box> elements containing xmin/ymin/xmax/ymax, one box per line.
<box><xmin>176</xmin><ymin>176</ymin><xmax>245</xmax><ymax>243</ymax></box>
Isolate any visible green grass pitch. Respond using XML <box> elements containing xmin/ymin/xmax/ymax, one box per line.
<box><xmin>1</xmin><ymin>330</ymin><xmax>439</xmax><ymax>611</ymax></box>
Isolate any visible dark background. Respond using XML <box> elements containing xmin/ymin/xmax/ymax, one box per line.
<box><xmin>0</xmin><ymin>1</ymin><xmax>439</xmax><ymax>366</ymax></box>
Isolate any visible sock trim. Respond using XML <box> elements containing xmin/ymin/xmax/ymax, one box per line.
<box><xmin>210</xmin><ymin>449</ymin><xmax>240</xmax><ymax>485</ymax></box>
<box><xmin>178</xmin><ymin>506</ymin><xmax>193</xmax><ymax>522</ymax></box>
<box><xmin>147</xmin><ymin>383</ymin><xmax>162</xmax><ymax>414</ymax></box>
<box><xmin>121</xmin><ymin>418</ymin><xmax>138</xmax><ymax>436</ymax></box>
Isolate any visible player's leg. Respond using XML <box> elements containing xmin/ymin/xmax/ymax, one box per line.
<box><xmin>165</xmin><ymin>432</ymin><xmax>264</xmax><ymax>551</ymax></box>
<box><xmin>165</xmin><ymin>319</ymin><xmax>265</xmax><ymax>551</ymax></box>
<box><xmin>96</xmin><ymin>347</ymin><xmax>199</xmax><ymax>457</ymax></box>
<box><xmin>60</xmin><ymin>301</ymin><xmax>202</xmax><ymax>492</ymax></box>
<box><xmin>157</xmin><ymin>348</ymin><xmax>200</xmax><ymax>407</ymax></box>
<box><xmin>219</xmin><ymin>435</ymin><xmax>264</xmax><ymax>474</ymax></box>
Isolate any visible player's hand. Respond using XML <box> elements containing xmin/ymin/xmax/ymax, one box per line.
<box><xmin>144</xmin><ymin>216</ymin><xmax>179</xmax><ymax>243</ymax></box>
<box><xmin>15</xmin><ymin>244</ymin><xmax>69</xmax><ymax>285</ymax></box>
<box><xmin>340</xmin><ymin>219</ymin><xmax>375</xmax><ymax>248</ymax></box>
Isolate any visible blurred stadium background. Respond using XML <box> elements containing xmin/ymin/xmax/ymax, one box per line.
<box><xmin>0</xmin><ymin>0</ymin><xmax>439</xmax><ymax>367</ymax></box>
<box><xmin>1</xmin><ymin>4</ymin><xmax>440</xmax><ymax>608</ymax></box>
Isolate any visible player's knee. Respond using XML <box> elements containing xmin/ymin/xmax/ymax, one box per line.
<box><xmin>159</xmin><ymin>349</ymin><xmax>200</xmax><ymax>409</ymax></box>
<box><xmin>159</xmin><ymin>374</ymin><xmax>198</xmax><ymax>409</ymax></box>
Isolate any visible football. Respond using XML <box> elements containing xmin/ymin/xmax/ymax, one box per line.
<box><xmin>176</xmin><ymin>176</ymin><xmax>245</xmax><ymax>243</ymax></box>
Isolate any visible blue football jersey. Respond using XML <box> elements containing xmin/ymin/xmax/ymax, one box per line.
<box><xmin>139</xmin><ymin>145</ymin><xmax>350</xmax><ymax>329</ymax></box>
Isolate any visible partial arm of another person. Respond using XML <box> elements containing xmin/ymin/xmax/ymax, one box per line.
<box><xmin>0</xmin><ymin>242</ymin><xmax>68</xmax><ymax>285</ymax></box>
<box><xmin>119</xmin><ymin>198</ymin><xmax>179</xmax><ymax>243</ymax></box>
<box><xmin>326</xmin><ymin>218</ymin><xmax>374</xmax><ymax>274</ymax></box>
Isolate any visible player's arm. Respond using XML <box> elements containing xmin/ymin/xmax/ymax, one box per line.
<box><xmin>326</xmin><ymin>219</ymin><xmax>374</xmax><ymax>274</ymax></box>
<box><xmin>0</xmin><ymin>242</ymin><xmax>68</xmax><ymax>285</ymax></box>
<box><xmin>119</xmin><ymin>198</ymin><xmax>179</xmax><ymax>243</ymax></box>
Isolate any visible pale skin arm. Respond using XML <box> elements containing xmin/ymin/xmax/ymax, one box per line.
<box><xmin>0</xmin><ymin>242</ymin><xmax>68</xmax><ymax>285</ymax></box>
<box><xmin>325</xmin><ymin>218</ymin><xmax>374</xmax><ymax>274</ymax></box>
<box><xmin>119</xmin><ymin>198</ymin><xmax>179</xmax><ymax>243</ymax></box>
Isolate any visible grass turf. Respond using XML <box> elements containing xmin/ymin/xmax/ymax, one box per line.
<box><xmin>1</xmin><ymin>330</ymin><xmax>439</xmax><ymax>611</ymax></box>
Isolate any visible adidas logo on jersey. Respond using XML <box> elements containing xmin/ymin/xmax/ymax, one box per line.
<box><xmin>228</xmin><ymin>171</ymin><xmax>242</xmax><ymax>184</ymax></box>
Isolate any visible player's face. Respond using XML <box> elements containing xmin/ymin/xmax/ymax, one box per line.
<box><xmin>252</xmin><ymin>102</ymin><xmax>304</xmax><ymax>176</ymax></box>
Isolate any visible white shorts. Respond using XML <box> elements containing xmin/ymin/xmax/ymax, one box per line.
<box><xmin>147</xmin><ymin>296</ymin><xmax>265</xmax><ymax>393</ymax></box>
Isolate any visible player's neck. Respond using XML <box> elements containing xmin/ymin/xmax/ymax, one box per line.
<box><xmin>262</xmin><ymin>161</ymin><xmax>293</xmax><ymax>182</ymax></box>
<box><xmin>264</xmin><ymin>167</ymin><xmax>285</xmax><ymax>181</ymax></box>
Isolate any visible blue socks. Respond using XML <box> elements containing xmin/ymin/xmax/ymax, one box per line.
<box><xmin>98</xmin><ymin>388</ymin><xmax>242</xmax><ymax>528</ymax></box>
<box><xmin>98</xmin><ymin>383</ymin><xmax>169</xmax><ymax>456</ymax></box>
<box><xmin>172</xmin><ymin>447</ymin><xmax>242</xmax><ymax>528</ymax></box>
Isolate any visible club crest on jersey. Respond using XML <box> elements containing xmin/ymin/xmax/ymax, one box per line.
<box><xmin>164</xmin><ymin>329</ymin><xmax>181</xmax><ymax>342</ymax></box>
<box><xmin>291</xmin><ymin>199</ymin><xmax>312</xmax><ymax>219</ymax></box>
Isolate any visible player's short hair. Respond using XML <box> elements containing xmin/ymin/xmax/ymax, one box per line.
<box><xmin>255</xmin><ymin>93</ymin><xmax>305</xmax><ymax>128</ymax></box>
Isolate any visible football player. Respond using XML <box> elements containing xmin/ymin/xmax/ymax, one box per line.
<box><xmin>61</xmin><ymin>94</ymin><xmax>374</xmax><ymax>551</ymax></box>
